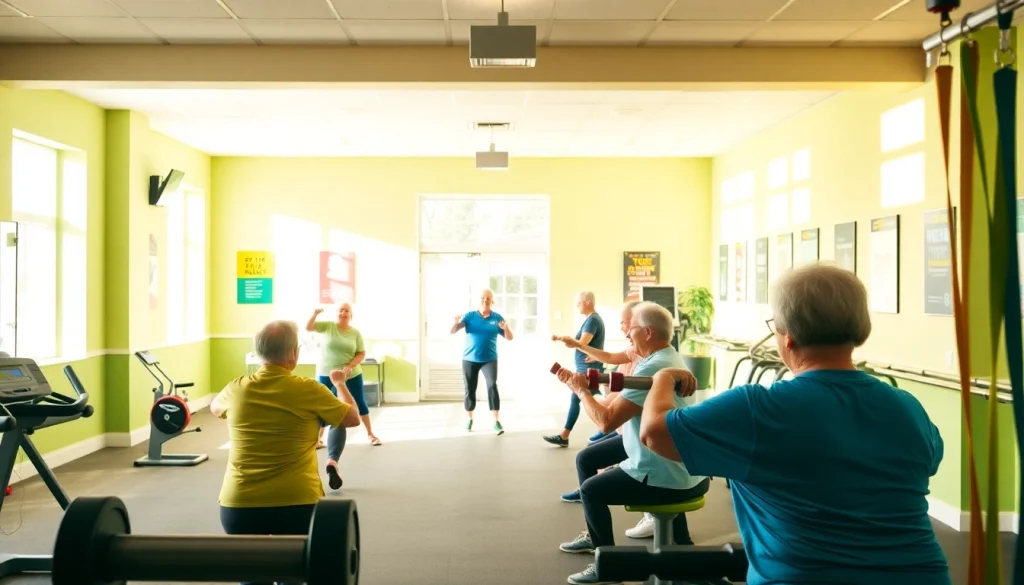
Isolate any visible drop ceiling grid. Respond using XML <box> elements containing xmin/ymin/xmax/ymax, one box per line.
<box><xmin>0</xmin><ymin>0</ymin><xmax>1008</xmax><ymax>45</ymax></box>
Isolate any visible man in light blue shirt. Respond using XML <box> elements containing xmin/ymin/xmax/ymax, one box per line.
<box><xmin>639</xmin><ymin>264</ymin><xmax>950</xmax><ymax>585</ymax></box>
<box><xmin>554</xmin><ymin>302</ymin><xmax>709</xmax><ymax>585</ymax></box>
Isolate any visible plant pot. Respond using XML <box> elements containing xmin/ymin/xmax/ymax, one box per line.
<box><xmin>682</xmin><ymin>355</ymin><xmax>714</xmax><ymax>390</ymax></box>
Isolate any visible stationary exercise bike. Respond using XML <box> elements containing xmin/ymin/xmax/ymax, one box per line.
<box><xmin>133</xmin><ymin>350</ymin><xmax>208</xmax><ymax>467</ymax></box>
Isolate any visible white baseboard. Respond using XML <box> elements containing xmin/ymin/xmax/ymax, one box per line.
<box><xmin>384</xmin><ymin>392</ymin><xmax>418</xmax><ymax>404</ymax></box>
<box><xmin>9</xmin><ymin>434</ymin><xmax>108</xmax><ymax>486</ymax></box>
<box><xmin>927</xmin><ymin>496</ymin><xmax>1019</xmax><ymax>534</ymax></box>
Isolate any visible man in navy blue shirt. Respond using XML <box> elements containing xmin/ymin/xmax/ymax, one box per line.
<box><xmin>451</xmin><ymin>288</ymin><xmax>514</xmax><ymax>435</ymax></box>
<box><xmin>544</xmin><ymin>291</ymin><xmax>606</xmax><ymax>448</ymax></box>
<box><xmin>639</xmin><ymin>263</ymin><xmax>951</xmax><ymax>585</ymax></box>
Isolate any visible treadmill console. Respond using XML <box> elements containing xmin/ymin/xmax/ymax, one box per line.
<box><xmin>0</xmin><ymin>357</ymin><xmax>51</xmax><ymax>402</ymax></box>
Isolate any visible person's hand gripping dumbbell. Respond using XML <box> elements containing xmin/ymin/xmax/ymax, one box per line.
<box><xmin>549</xmin><ymin>362</ymin><xmax>697</xmax><ymax>396</ymax></box>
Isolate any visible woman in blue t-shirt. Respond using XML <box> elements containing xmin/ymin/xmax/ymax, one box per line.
<box><xmin>450</xmin><ymin>288</ymin><xmax>514</xmax><ymax>435</ymax></box>
<box><xmin>640</xmin><ymin>263</ymin><xmax>950</xmax><ymax>585</ymax></box>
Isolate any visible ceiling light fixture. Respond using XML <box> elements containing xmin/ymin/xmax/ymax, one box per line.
<box><xmin>469</xmin><ymin>1</ymin><xmax>537</xmax><ymax>68</ymax></box>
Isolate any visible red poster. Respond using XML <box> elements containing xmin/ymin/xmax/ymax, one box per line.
<box><xmin>319</xmin><ymin>251</ymin><xmax>356</xmax><ymax>305</ymax></box>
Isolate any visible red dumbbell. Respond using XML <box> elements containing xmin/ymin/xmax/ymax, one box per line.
<box><xmin>549</xmin><ymin>362</ymin><xmax>687</xmax><ymax>394</ymax></box>
<box><xmin>549</xmin><ymin>362</ymin><xmax>628</xmax><ymax>392</ymax></box>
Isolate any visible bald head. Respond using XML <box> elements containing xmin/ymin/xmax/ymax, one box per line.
<box><xmin>254</xmin><ymin>320</ymin><xmax>300</xmax><ymax>365</ymax></box>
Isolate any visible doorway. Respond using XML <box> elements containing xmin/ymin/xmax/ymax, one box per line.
<box><xmin>419</xmin><ymin>252</ymin><xmax>548</xmax><ymax>401</ymax></box>
<box><xmin>417</xmin><ymin>195</ymin><xmax>550</xmax><ymax>403</ymax></box>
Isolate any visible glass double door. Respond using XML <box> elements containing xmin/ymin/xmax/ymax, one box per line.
<box><xmin>419</xmin><ymin>252</ymin><xmax>548</xmax><ymax>402</ymax></box>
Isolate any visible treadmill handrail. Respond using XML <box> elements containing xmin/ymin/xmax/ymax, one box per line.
<box><xmin>2</xmin><ymin>366</ymin><xmax>90</xmax><ymax>418</ymax></box>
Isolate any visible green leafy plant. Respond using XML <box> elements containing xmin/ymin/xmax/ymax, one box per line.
<box><xmin>677</xmin><ymin>286</ymin><xmax>715</xmax><ymax>356</ymax></box>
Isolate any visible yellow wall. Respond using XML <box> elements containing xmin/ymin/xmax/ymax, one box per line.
<box><xmin>209</xmin><ymin>157</ymin><xmax>712</xmax><ymax>393</ymax></box>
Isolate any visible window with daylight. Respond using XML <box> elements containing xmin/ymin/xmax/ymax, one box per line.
<box><xmin>165</xmin><ymin>188</ymin><xmax>207</xmax><ymax>344</ymax></box>
<box><xmin>419</xmin><ymin>197</ymin><xmax>549</xmax><ymax>252</ymax></box>
<box><xmin>719</xmin><ymin>171</ymin><xmax>755</xmax><ymax>243</ymax></box>
<box><xmin>10</xmin><ymin>134</ymin><xmax>87</xmax><ymax>360</ymax></box>
<box><xmin>880</xmin><ymin>98</ymin><xmax>926</xmax><ymax>208</ymax></box>
<box><xmin>489</xmin><ymin>273</ymin><xmax>540</xmax><ymax>335</ymax></box>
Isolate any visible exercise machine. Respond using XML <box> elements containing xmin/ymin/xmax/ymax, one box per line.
<box><xmin>51</xmin><ymin>495</ymin><xmax>360</xmax><ymax>585</ymax></box>
<box><xmin>0</xmin><ymin>357</ymin><xmax>95</xmax><ymax>578</ymax></box>
<box><xmin>133</xmin><ymin>351</ymin><xmax>207</xmax><ymax>467</ymax></box>
<box><xmin>595</xmin><ymin>542</ymin><xmax>748</xmax><ymax>585</ymax></box>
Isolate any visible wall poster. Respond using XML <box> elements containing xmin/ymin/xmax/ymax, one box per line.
<box><xmin>733</xmin><ymin>242</ymin><xmax>747</xmax><ymax>303</ymax></box>
<box><xmin>923</xmin><ymin>208</ymin><xmax>955</xmax><ymax>316</ymax></box>
<box><xmin>774</xmin><ymin>233</ymin><xmax>793</xmax><ymax>282</ymax></box>
<box><xmin>718</xmin><ymin>244</ymin><xmax>729</xmax><ymax>302</ymax></box>
<box><xmin>798</xmin><ymin>228</ymin><xmax>820</xmax><ymax>267</ymax></box>
<box><xmin>754</xmin><ymin>237</ymin><xmax>769</xmax><ymax>304</ymax></box>
<box><xmin>237</xmin><ymin>250</ymin><xmax>275</xmax><ymax>304</ymax></box>
<box><xmin>869</xmin><ymin>215</ymin><xmax>900</xmax><ymax>314</ymax></box>
<box><xmin>623</xmin><ymin>251</ymin><xmax>660</xmax><ymax>302</ymax></box>
<box><xmin>834</xmin><ymin>221</ymin><xmax>857</xmax><ymax>273</ymax></box>
<box><xmin>320</xmin><ymin>251</ymin><xmax>357</xmax><ymax>305</ymax></box>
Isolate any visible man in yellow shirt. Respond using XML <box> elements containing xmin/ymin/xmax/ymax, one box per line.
<box><xmin>210</xmin><ymin>320</ymin><xmax>360</xmax><ymax>557</ymax></box>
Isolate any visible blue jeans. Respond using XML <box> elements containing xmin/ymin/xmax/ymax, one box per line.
<box><xmin>318</xmin><ymin>374</ymin><xmax>369</xmax><ymax>462</ymax></box>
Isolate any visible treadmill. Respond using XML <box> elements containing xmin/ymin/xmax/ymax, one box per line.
<box><xmin>0</xmin><ymin>357</ymin><xmax>94</xmax><ymax>578</ymax></box>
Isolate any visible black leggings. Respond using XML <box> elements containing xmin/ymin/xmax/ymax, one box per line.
<box><xmin>576</xmin><ymin>435</ymin><xmax>711</xmax><ymax>548</ymax></box>
<box><xmin>462</xmin><ymin>359</ymin><xmax>499</xmax><ymax>412</ymax></box>
<box><xmin>220</xmin><ymin>504</ymin><xmax>315</xmax><ymax>585</ymax></box>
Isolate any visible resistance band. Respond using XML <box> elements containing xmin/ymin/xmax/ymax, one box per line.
<box><xmin>992</xmin><ymin>11</ymin><xmax>1023</xmax><ymax>584</ymax></box>
<box><xmin>938</xmin><ymin>37</ymin><xmax>984</xmax><ymax>585</ymax></box>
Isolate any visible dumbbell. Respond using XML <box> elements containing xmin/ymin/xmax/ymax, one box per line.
<box><xmin>549</xmin><ymin>362</ymin><xmax>684</xmax><ymax>393</ymax></box>
<box><xmin>594</xmin><ymin>542</ymin><xmax>748</xmax><ymax>582</ymax></box>
<box><xmin>52</xmin><ymin>495</ymin><xmax>359</xmax><ymax>585</ymax></box>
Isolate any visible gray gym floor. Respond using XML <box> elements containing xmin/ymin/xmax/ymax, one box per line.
<box><xmin>0</xmin><ymin>401</ymin><xmax>1015</xmax><ymax>585</ymax></box>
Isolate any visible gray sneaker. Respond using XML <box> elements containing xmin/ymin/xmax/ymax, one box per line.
<box><xmin>567</xmin><ymin>563</ymin><xmax>621</xmax><ymax>584</ymax></box>
<box><xmin>559</xmin><ymin>530</ymin><xmax>595</xmax><ymax>554</ymax></box>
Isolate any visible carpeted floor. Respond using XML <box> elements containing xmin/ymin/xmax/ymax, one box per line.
<box><xmin>0</xmin><ymin>401</ymin><xmax>1016</xmax><ymax>585</ymax></box>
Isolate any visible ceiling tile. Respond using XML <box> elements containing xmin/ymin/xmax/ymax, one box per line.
<box><xmin>775</xmin><ymin>0</ymin><xmax>905</xmax><ymax>21</ymax></box>
<box><xmin>646</xmin><ymin>20</ymin><xmax>758</xmax><ymax>44</ymax></box>
<box><xmin>6</xmin><ymin>0</ymin><xmax>124</xmax><ymax>17</ymax></box>
<box><xmin>449</xmin><ymin>19</ymin><xmax>547</xmax><ymax>44</ymax></box>
<box><xmin>665</xmin><ymin>0</ymin><xmax>790</xmax><ymax>21</ymax></box>
<box><xmin>110</xmin><ymin>0</ymin><xmax>231</xmax><ymax>19</ymax></box>
<box><xmin>138</xmin><ymin>17</ymin><xmax>254</xmax><ymax>43</ymax></box>
<box><xmin>36</xmin><ymin>16</ymin><xmax>162</xmax><ymax>41</ymax></box>
<box><xmin>548</xmin><ymin>20</ymin><xmax>652</xmax><ymax>45</ymax></box>
<box><xmin>834</xmin><ymin>20</ymin><xmax>940</xmax><ymax>45</ymax></box>
<box><xmin>244</xmin><ymin>19</ymin><xmax>349</xmax><ymax>43</ymax></box>
<box><xmin>343</xmin><ymin>20</ymin><xmax>446</xmax><ymax>43</ymax></box>
<box><xmin>741</xmin><ymin>20</ymin><xmax>866</xmax><ymax>45</ymax></box>
<box><xmin>0</xmin><ymin>15</ymin><xmax>70</xmax><ymax>40</ymax></box>
<box><xmin>555</xmin><ymin>0</ymin><xmax>672</xmax><ymax>21</ymax></box>
<box><xmin>883</xmin><ymin>0</ymin><xmax>993</xmax><ymax>22</ymax></box>
<box><xmin>222</xmin><ymin>0</ymin><xmax>335</xmax><ymax>19</ymax></box>
<box><xmin>447</xmin><ymin>0</ymin><xmax>553</xmax><ymax>20</ymax></box>
<box><xmin>330</xmin><ymin>0</ymin><xmax>443</xmax><ymax>20</ymax></box>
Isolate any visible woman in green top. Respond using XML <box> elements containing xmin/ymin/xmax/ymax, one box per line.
<box><xmin>306</xmin><ymin>304</ymin><xmax>381</xmax><ymax>456</ymax></box>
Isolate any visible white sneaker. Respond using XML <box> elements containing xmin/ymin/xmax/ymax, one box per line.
<box><xmin>625</xmin><ymin>513</ymin><xmax>655</xmax><ymax>539</ymax></box>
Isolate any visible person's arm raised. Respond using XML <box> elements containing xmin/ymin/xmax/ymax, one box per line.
<box><xmin>556</xmin><ymin>368</ymin><xmax>640</xmax><ymax>433</ymax></box>
<box><xmin>450</xmin><ymin>313</ymin><xmax>467</xmax><ymax>334</ymax></box>
<box><xmin>552</xmin><ymin>336</ymin><xmax>630</xmax><ymax>365</ymax></box>
<box><xmin>305</xmin><ymin>308</ymin><xmax>324</xmax><ymax>332</ymax></box>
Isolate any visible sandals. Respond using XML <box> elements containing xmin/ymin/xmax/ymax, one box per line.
<box><xmin>369</xmin><ymin>436</ymin><xmax>382</xmax><ymax>446</ymax></box>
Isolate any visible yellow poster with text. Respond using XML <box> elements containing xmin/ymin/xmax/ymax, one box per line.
<box><xmin>237</xmin><ymin>251</ymin><xmax>275</xmax><ymax>278</ymax></box>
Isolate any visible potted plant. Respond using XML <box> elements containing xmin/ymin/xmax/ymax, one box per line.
<box><xmin>677</xmin><ymin>285</ymin><xmax>716</xmax><ymax>390</ymax></box>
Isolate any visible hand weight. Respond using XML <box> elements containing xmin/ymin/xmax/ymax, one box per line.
<box><xmin>549</xmin><ymin>362</ymin><xmax>685</xmax><ymax>393</ymax></box>
<box><xmin>52</xmin><ymin>495</ymin><xmax>359</xmax><ymax>585</ymax></box>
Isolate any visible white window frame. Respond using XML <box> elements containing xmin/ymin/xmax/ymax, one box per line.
<box><xmin>10</xmin><ymin>132</ymin><xmax>88</xmax><ymax>362</ymax></box>
<box><xmin>165</xmin><ymin>184</ymin><xmax>207</xmax><ymax>345</ymax></box>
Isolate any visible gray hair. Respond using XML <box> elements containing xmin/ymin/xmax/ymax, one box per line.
<box><xmin>633</xmin><ymin>301</ymin><xmax>674</xmax><ymax>341</ymax></box>
<box><xmin>623</xmin><ymin>300</ymin><xmax>641</xmax><ymax>312</ymax></box>
<box><xmin>770</xmin><ymin>262</ymin><xmax>871</xmax><ymax>348</ymax></box>
<box><xmin>579</xmin><ymin>291</ymin><xmax>596</xmax><ymax>305</ymax></box>
<box><xmin>254</xmin><ymin>320</ymin><xmax>300</xmax><ymax>363</ymax></box>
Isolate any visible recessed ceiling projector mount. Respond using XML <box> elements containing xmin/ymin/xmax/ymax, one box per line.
<box><xmin>469</xmin><ymin>1</ymin><xmax>537</xmax><ymax>68</ymax></box>
<box><xmin>475</xmin><ymin>122</ymin><xmax>510</xmax><ymax>170</ymax></box>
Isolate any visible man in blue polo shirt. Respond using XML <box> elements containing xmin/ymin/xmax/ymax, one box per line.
<box><xmin>545</xmin><ymin>291</ymin><xmax>606</xmax><ymax>447</ymax></box>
